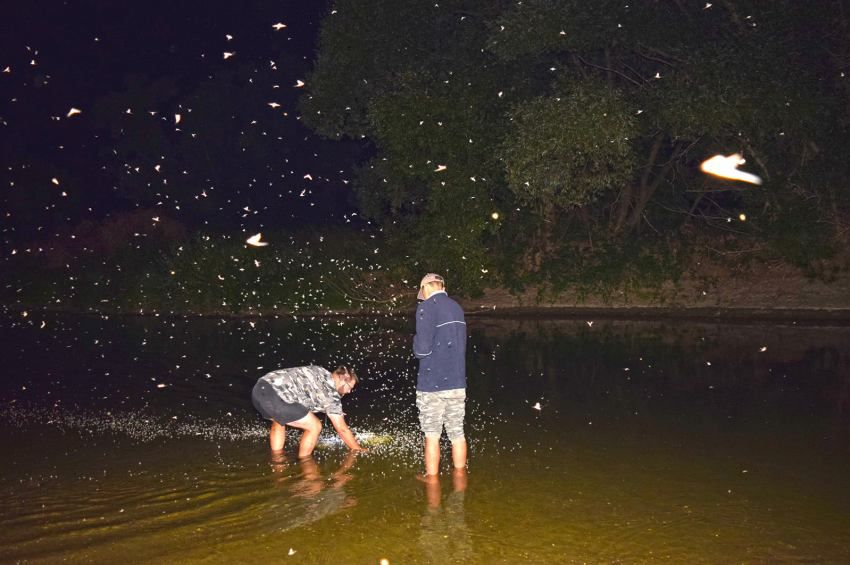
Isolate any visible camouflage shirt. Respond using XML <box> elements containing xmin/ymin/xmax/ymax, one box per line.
<box><xmin>259</xmin><ymin>366</ymin><xmax>343</xmax><ymax>415</ymax></box>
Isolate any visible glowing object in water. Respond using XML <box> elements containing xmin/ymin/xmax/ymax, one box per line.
<box><xmin>700</xmin><ymin>153</ymin><xmax>762</xmax><ymax>185</ymax></box>
<box><xmin>246</xmin><ymin>233</ymin><xmax>269</xmax><ymax>247</ymax></box>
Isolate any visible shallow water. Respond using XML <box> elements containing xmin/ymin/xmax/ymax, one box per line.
<box><xmin>1</xmin><ymin>312</ymin><xmax>849</xmax><ymax>563</ymax></box>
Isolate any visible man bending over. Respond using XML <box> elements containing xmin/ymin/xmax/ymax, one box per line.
<box><xmin>251</xmin><ymin>365</ymin><xmax>364</xmax><ymax>458</ymax></box>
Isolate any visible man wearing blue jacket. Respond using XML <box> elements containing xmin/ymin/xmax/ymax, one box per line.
<box><xmin>413</xmin><ymin>273</ymin><xmax>467</xmax><ymax>476</ymax></box>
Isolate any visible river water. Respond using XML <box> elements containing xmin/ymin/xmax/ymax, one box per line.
<box><xmin>1</xmin><ymin>312</ymin><xmax>848</xmax><ymax>563</ymax></box>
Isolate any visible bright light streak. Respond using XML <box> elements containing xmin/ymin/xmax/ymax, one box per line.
<box><xmin>246</xmin><ymin>233</ymin><xmax>269</xmax><ymax>247</ymax></box>
<box><xmin>700</xmin><ymin>153</ymin><xmax>762</xmax><ymax>185</ymax></box>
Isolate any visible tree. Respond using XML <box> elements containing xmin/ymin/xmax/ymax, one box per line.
<box><xmin>302</xmin><ymin>0</ymin><xmax>850</xmax><ymax>290</ymax></box>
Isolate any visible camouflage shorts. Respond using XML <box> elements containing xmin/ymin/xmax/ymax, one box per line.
<box><xmin>416</xmin><ymin>388</ymin><xmax>466</xmax><ymax>440</ymax></box>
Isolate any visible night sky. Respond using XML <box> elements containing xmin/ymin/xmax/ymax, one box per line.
<box><xmin>1</xmin><ymin>0</ymin><xmax>364</xmax><ymax>245</ymax></box>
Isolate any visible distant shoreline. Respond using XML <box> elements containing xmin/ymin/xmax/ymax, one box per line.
<box><xmin>5</xmin><ymin>303</ymin><xmax>850</xmax><ymax>325</ymax></box>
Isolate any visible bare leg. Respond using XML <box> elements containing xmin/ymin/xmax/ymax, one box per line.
<box><xmin>420</xmin><ymin>472</ymin><xmax>441</xmax><ymax>508</ymax></box>
<box><xmin>424</xmin><ymin>436</ymin><xmax>440</xmax><ymax>476</ymax></box>
<box><xmin>452</xmin><ymin>467</ymin><xmax>467</xmax><ymax>493</ymax></box>
<box><xmin>286</xmin><ymin>412</ymin><xmax>323</xmax><ymax>458</ymax></box>
<box><xmin>269</xmin><ymin>420</ymin><xmax>286</xmax><ymax>452</ymax></box>
<box><xmin>451</xmin><ymin>438</ymin><xmax>467</xmax><ymax>469</ymax></box>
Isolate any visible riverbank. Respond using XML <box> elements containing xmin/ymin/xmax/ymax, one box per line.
<box><xmin>457</xmin><ymin>257</ymin><xmax>850</xmax><ymax>321</ymax></box>
<box><xmin>5</xmin><ymin>252</ymin><xmax>850</xmax><ymax>322</ymax></box>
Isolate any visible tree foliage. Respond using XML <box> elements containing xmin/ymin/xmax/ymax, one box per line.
<box><xmin>302</xmin><ymin>0</ymin><xmax>850</xmax><ymax>294</ymax></box>
<box><xmin>502</xmin><ymin>78</ymin><xmax>637</xmax><ymax>211</ymax></box>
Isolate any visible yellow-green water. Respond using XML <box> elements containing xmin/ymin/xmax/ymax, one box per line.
<box><xmin>1</xmin><ymin>314</ymin><xmax>848</xmax><ymax>562</ymax></box>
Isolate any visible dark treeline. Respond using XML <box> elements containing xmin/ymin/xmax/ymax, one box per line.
<box><xmin>300</xmin><ymin>0</ymin><xmax>850</xmax><ymax>295</ymax></box>
<box><xmin>2</xmin><ymin>1</ymin><xmax>849</xmax><ymax>314</ymax></box>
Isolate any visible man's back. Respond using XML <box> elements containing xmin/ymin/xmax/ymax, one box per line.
<box><xmin>413</xmin><ymin>291</ymin><xmax>466</xmax><ymax>392</ymax></box>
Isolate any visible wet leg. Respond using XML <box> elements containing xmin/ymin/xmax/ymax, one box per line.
<box><xmin>287</xmin><ymin>413</ymin><xmax>323</xmax><ymax>458</ymax></box>
<box><xmin>451</xmin><ymin>438</ymin><xmax>467</xmax><ymax>470</ymax></box>
<box><xmin>424</xmin><ymin>436</ymin><xmax>441</xmax><ymax>476</ymax></box>
<box><xmin>269</xmin><ymin>420</ymin><xmax>286</xmax><ymax>452</ymax></box>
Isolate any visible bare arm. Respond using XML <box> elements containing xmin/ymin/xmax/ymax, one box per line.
<box><xmin>328</xmin><ymin>413</ymin><xmax>364</xmax><ymax>451</ymax></box>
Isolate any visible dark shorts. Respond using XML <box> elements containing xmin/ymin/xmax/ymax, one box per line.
<box><xmin>251</xmin><ymin>380</ymin><xmax>310</xmax><ymax>425</ymax></box>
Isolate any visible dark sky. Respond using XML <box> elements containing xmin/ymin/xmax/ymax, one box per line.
<box><xmin>1</xmin><ymin>0</ymin><xmax>365</xmax><ymax>243</ymax></box>
<box><xmin>1</xmin><ymin>1</ymin><xmax>324</xmax><ymax>94</ymax></box>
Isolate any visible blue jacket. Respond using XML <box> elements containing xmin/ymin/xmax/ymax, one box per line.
<box><xmin>413</xmin><ymin>291</ymin><xmax>467</xmax><ymax>391</ymax></box>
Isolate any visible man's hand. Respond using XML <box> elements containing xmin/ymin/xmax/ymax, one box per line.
<box><xmin>328</xmin><ymin>413</ymin><xmax>365</xmax><ymax>451</ymax></box>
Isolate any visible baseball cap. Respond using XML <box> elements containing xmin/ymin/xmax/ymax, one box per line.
<box><xmin>417</xmin><ymin>273</ymin><xmax>445</xmax><ymax>300</ymax></box>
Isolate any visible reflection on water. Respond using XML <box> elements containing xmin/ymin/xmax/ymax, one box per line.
<box><xmin>269</xmin><ymin>451</ymin><xmax>359</xmax><ymax>532</ymax></box>
<box><xmin>419</xmin><ymin>470</ymin><xmax>473</xmax><ymax>563</ymax></box>
<box><xmin>0</xmin><ymin>313</ymin><xmax>849</xmax><ymax>562</ymax></box>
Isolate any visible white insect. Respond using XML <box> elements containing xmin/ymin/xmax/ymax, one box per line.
<box><xmin>294</xmin><ymin>79</ymin><xmax>305</xmax><ymax>87</ymax></box>
<box><xmin>223</xmin><ymin>52</ymin><xmax>235</xmax><ymax>60</ymax></box>
<box><xmin>51</xmin><ymin>177</ymin><xmax>60</xmax><ymax>185</ymax></box>
<box><xmin>586</xmin><ymin>321</ymin><xmax>593</xmax><ymax>327</ymax></box>
<box><xmin>174</xmin><ymin>114</ymin><xmax>182</xmax><ymax>125</ymax></box>
<box><xmin>759</xmin><ymin>346</ymin><xmax>767</xmax><ymax>352</ymax></box>
<box><xmin>273</xmin><ymin>23</ymin><xmax>288</xmax><ymax>30</ymax></box>
<box><xmin>434</xmin><ymin>165</ymin><xmax>447</xmax><ymax>172</ymax></box>
<box><xmin>268</xmin><ymin>102</ymin><xmax>281</xmax><ymax>108</ymax></box>
<box><xmin>700</xmin><ymin>153</ymin><xmax>762</xmax><ymax>185</ymax></box>
<box><xmin>66</xmin><ymin>107</ymin><xmax>82</xmax><ymax>118</ymax></box>
<box><xmin>246</xmin><ymin>233</ymin><xmax>269</xmax><ymax>247</ymax></box>
<box><xmin>532</xmin><ymin>402</ymin><xmax>542</xmax><ymax>411</ymax></box>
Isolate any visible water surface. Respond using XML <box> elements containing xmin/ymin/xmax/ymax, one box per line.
<box><xmin>1</xmin><ymin>313</ymin><xmax>849</xmax><ymax>562</ymax></box>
